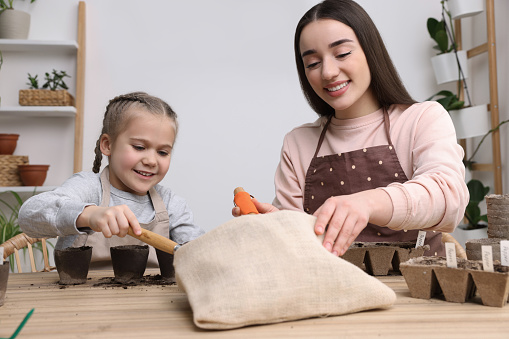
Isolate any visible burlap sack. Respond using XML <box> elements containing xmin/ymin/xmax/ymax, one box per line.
<box><xmin>175</xmin><ymin>210</ymin><xmax>396</xmax><ymax>330</ymax></box>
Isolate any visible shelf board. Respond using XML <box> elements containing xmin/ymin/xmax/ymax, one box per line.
<box><xmin>0</xmin><ymin>186</ymin><xmax>57</xmax><ymax>194</ymax></box>
<box><xmin>0</xmin><ymin>39</ymin><xmax>78</xmax><ymax>53</ymax></box>
<box><xmin>0</xmin><ymin>106</ymin><xmax>76</xmax><ymax>118</ymax></box>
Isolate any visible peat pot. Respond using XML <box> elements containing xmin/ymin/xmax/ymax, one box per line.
<box><xmin>401</xmin><ymin>256</ymin><xmax>509</xmax><ymax>307</ymax></box>
<box><xmin>0</xmin><ymin>261</ymin><xmax>9</xmax><ymax>306</ymax></box>
<box><xmin>341</xmin><ymin>241</ymin><xmax>429</xmax><ymax>276</ymax></box>
<box><xmin>110</xmin><ymin>245</ymin><xmax>149</xmax><ymax>284</ymax></box>
<box><xmin>155</xmin><ymin>248</ymin><xmax>175</xmax><ymax>282</ymax></box>
<box><xmin>54</xmin><ymin>246</ymin><xmax>92</xmax><ymax>285</ymax></box>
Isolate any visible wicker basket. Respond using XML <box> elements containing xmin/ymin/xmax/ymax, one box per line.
<box><xmin>0</xmin><ymin>155</ymin><xmax>29</xmax><ymax>186</ymax></box>
<box><xmin>19</xmin><ymin>89</ymin><xmax>75</xmax><ymax>106</ymax></box>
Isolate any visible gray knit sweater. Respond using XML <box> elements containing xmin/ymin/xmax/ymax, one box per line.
<box><xmin>19</xmin><ymin>171</ymin><xmax>204</xmax><ymax>249</ymax></box>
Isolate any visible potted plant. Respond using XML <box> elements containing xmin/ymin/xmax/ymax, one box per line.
<box><xmin>0</xmin><ymin>190</ymin><xmax>50</xmax><ymax>272</ymax></box>
<box><xmin>427</xmin><ymin>2</ymin><xmax>468</xmax><ymax>84</ymax></box>
<box><xmin>19</xmin><ymin>69</ymin><xmax>74</xmax><ymax>106</ymax></box>
<box><xmin>427</xmin><ymin>90</ymin><xmax>491</xmax><ymax>140</ymax></box>
<box><xmin>0</xmin><ymin>0</ymin><xmax>37</xmax><ymax>39</ymax></box>
<box><xmin>447</xmin><ymin>0</ymin><xmax>484</xmax><ymax>20</ymax></box>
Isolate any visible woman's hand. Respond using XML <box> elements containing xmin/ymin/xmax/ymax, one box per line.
<box><xmin>231</xmin><ymin>198</ymin><xmax>280</xmax><ymax>217</ymax></box>
<box><xmin>313</xmin><ymin>189</ymin><xmax>392</xmax><ymax>256</ymax></box>
<box><xmin>77</xmin><ymin>205</ymin><xmax>142</xmax><ymax>238</ymax></box>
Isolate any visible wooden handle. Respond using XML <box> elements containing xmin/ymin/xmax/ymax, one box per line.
<box><xmin>234</xmin><ymin>187</ymin><xmax>259</xmax><ymax>215</ymax></box>
<box><xmin>127</xmin><ymin>228</ymin><xmax>179</xmax><ymax>255</ymax></box>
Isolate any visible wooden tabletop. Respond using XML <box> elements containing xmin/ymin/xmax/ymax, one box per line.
<box><xmin>1</xmin><ymin>269</ymin><xmax>508</xmax><ymax>338</ymax></box>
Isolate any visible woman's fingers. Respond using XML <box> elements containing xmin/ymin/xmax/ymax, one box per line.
<box><xmin>314</xmin><ymin>196</ymin><xmax>369</xmax><ymax>256</ymax></box>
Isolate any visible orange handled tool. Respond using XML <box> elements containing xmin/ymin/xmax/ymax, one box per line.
<box><xmin>234</xmin><ymin>187</ymin><xmax>259</xmax><ymax>215</ymax></box>
<box><xmin>127</xmin><ymin>228</ymin><xmax>180</xmax><ymax>254</ymax></box>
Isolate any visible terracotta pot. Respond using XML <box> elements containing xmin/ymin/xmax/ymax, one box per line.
<box><xmin>54</xmin><ymin>246</ymin><xmax>92</xmax><ymax>285</ymax></box>
<box><xmin>18</xmin><ymin>164</ymin><xmax>49</xmax><ymax>186</ymax></box>
<box><xmin>0</xmin><ymin>134</ymin><xmax>19</xmax><ymax>155</ymax></box>
<box><xmin>110</xmin><ymin>245</ymin><xmax>149</xmax><ymax>284</ymax></box>
<box><xmin>0</xmin><ymin>261</ymin><xmax>9</xmax><ymax>307</ymax></box>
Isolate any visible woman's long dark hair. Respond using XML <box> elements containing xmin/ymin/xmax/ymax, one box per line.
<box><xmin>294</xmin><ymin>0</ymin><xmax>416</xmax><ymax>117</ymax></box>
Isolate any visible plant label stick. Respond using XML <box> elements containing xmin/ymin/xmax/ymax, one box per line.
<box><xmin>501</xmin><ymin>240</ymin><xmax>509</xmax><ymax>266</ymax></box>
<box><xmin>445</xmin><ymin>242</ymin><xmax>457</xmax><ymax>268</ymax></box>
<box><xmin>481</xmin><ymin>245</ymin><xmax>494</xmax><ymax>272</ymax></box>
<box><xmin>416</xmin><ymin>231</ymin><xmax>426</xmax><ymax>248</ymax></box>
<box><xmin>0</xmin><ymin>247</ymin><xmax>3</xmax><ymax>264</ymax></box>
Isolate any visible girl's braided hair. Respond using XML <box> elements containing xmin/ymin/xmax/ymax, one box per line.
<box><xmin>92</xmin><ymin>92</ymin><xmax>178</xmax><ymax>173</ymax></box>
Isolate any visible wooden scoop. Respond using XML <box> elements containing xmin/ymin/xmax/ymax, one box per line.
<box><xmin>127</xmin><ymin>228</ymin><xmax>180</xmax><ymax>255</ymax></box>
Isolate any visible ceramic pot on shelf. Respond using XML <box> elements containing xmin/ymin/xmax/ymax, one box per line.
<box><xmin>447</xmin><ymin>0</ymin><xmax>484</xmax><ymax>20</ymax></box>
<box><xmin>449</xmin><ymin>104</ymin><xmax>490</xmax><ymax>139</ymax></box>
<box><xmin>0</xmin><ymin>9</ymin><xmax>30</xmax><ymax>39</ymax></box>
<box><xmin>17</xmin><ymin>164</ymin><xmax>49</xmax><ymax>186</ymax></box>
<box><xmin>431</xmin><ymin>50</ymin><xmax>468</xmax><ymax>85</ymax></box>
<box><xmin>0</xmin><ymin>134</ymin><xmax>19</xmax><ymax>155</ymax></box>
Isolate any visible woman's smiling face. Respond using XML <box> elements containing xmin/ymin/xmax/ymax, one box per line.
<box><xmin>299</xmin><ymin>19</ymin><xmax>379</xmax><ymax>119</ymax></box>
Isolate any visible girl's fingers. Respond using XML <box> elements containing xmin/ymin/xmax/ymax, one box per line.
<box><xmin>124</xmin><ymin>207</ymin><xmax>142</xmax><ymax>236</ymax></box>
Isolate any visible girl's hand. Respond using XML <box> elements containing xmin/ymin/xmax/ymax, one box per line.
<box><xmin>77</xmin><ymin>205</ymin><xmax>142</xmax><ymax>238</ymax></box>
<box><xmin>313</xmin><ymin>190</ymin><xmax>392</xmax><ymax>256</ymax></box>
<box><xmin>231</xmin><ymin>198</ymin><xmax>280</xmax><ymax>217</ymax></box>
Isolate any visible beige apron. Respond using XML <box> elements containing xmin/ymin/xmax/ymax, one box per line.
<box><xmin>74</xmin><ymin>168</ymin><xmax>170</xmax><ymax>269</ymax></box>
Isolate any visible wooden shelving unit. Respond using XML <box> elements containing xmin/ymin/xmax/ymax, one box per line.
<box><xmin>0</xmin><ymin>2</ymin><xmax>86</xmax><ymax>192</ymax></box>
<box><xmin>455</xmin><ymin>0</ymin><xmax>502</xmax><ymax>194</ymax></box>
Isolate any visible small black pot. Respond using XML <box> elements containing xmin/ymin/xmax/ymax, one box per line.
<box><xmin>0</xmin><ymin>261</ymin><xmax>9</xmax><ymax>306</ymax></box>
<box><xmin>156</xmin><ymin>249</ymin><xmax>175</xmax><ymax>282</ymax></box>
<box><xmin>54</xmin><ymin>246</ymin><xmax>92</xmax><ymax>285</ymax></box>
<box><xmin>110</xmin><ymin>245</ymin><xmax>149</xmax><ymax>283</ymax></box>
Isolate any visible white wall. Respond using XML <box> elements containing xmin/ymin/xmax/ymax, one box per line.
<box><xmin>2</xmin><ymin>0</ymin><xmax>508</xmax><ymax>232</ymax></box>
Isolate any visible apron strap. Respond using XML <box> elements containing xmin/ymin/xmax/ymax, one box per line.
<box><xmin>313</xmin><ymin>116</ymin><xmax>333</xmax><ymax>158</ymax></box>
<box><xmin>99</xmin><ymin>167</ymin><xmax>111</xmax><ymax>207</ymax></box>
<box><xmin>382</xmin><ymin>108</ymin><xmax>394</xmax><ymax>146</ymax></box>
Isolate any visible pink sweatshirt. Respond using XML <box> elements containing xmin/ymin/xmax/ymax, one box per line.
<box><xmin>273</xmin><ymin>101</ymin><xmax>468</xmax><ymax>233</ymax></box>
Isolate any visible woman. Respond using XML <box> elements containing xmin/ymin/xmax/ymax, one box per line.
<box><xmin>234</xmin><ymin>0</ymin><xmax>468</xmax><ymax>257</ymax></box>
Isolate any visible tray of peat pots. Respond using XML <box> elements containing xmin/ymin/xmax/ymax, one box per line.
<box><xmin>400</xmin><ymin>256</ymin><xmax>509</xmax><ymax>307</ymax></box>
<box><xmin>54</xmin><ymin>246</ymin><xmax>93</xmax><ymax>285</ymax></box>
<box><xmin>110</xmin><ymin>245</ymin><xmax>149</xmax><ymax>284</ymax></box>
<box><xmin>341</xmin><ymin>241</ymin><xmax>430</xmax><ymax>276</ymax></box>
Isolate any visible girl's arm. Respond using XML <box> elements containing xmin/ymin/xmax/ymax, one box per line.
<box><xmin>19</xmin><ymin>172</ymin><xmax>101</xmax><ymax>238</ymax></box>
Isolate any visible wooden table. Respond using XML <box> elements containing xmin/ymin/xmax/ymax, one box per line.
<box><xmin>1</xmin><ymin>269</ymin><xmax>508</xmax><ymax>338</ymax></box>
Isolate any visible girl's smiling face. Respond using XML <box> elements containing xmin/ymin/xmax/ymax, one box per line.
<box><xmin>299</xmin><ymin>19</ymin><xmax>379</xmax><ymax>119</ymax></box>
<box><xmin>101</xmin><ymin>109</ymin><xmax>176</xmax><ymax>195</ymax></box>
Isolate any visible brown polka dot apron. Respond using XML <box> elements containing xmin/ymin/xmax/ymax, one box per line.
<box><xmin>73</xmin><ymin>168</ymin><xmax>171</xmax><ymax>269</ymax></box>
<box><xmin>303</xmin><ymin>110</ymin><xmax>444</xmax><ymax>256</ymax></box>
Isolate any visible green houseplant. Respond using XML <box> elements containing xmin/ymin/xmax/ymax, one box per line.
<box><xmin>0</xmin><ymin>191</ymin><xmax>24</xmax><ymax>271</ymax></box>
<box><xmin>0</xmin><ymin>189</ymin><xmax>51</xmax><ymax>271</ymax></box>
<box><xmin>19</xmin><ymin>69</ymin><xmax>74</xmax><ymax>106</ymax></box>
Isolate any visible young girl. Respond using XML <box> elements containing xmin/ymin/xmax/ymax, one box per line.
<box><xmin>233</xmin><ymin>0</ymin><xmax>468</xmax><ymax>257</ymax></box>
<box><xmin>19</xmin><ymin>92</ymin><xmax>204</xmax><ymax>269</ymax></box>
